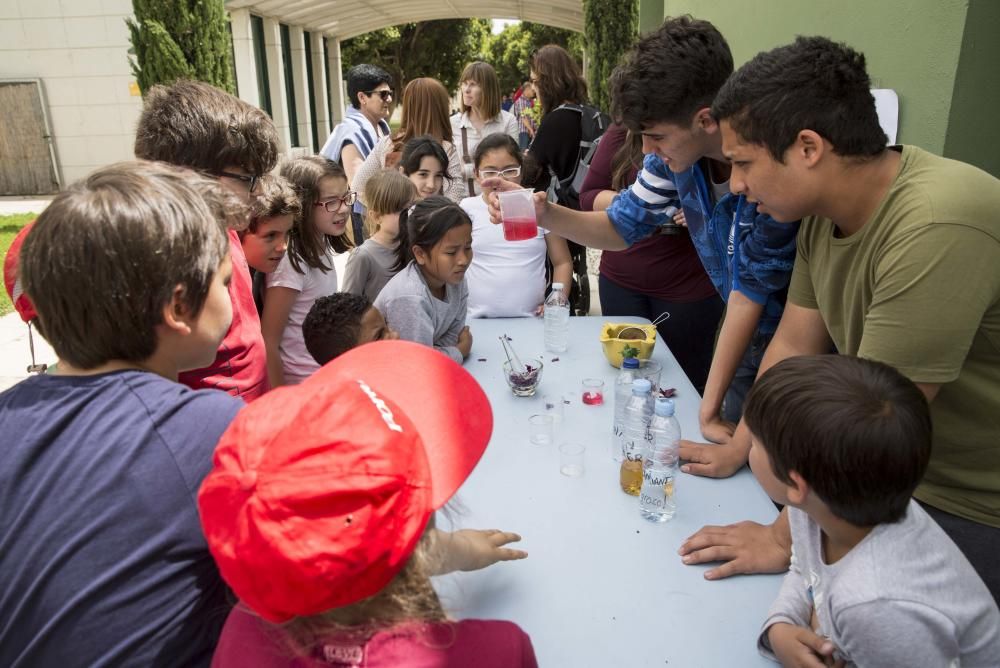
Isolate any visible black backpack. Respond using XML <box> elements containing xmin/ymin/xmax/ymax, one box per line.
<box><xmin>546</xmin><ymin>103</ymin><xmax>611</xmax><ymax>210</ymax></box>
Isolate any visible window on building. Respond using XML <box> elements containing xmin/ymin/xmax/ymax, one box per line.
<box><xmin>304</xmin><ymin>31</ymin><xmax>320</xmax><ymax>152</ymax></box>
<box><xmin>280</xmin><ymin>23</ymin><xmax>299</xmax><ymax>147</ymax></box>
<box><xmin>250</xmin><ymin>15</ymin><xmax>271</xmax><ymax>116</ymax></box>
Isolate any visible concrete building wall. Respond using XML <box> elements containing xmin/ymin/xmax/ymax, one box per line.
<box><xmin>0</xmin><ymin>0</ymin><xmax>143</xmax><ymax>187</ymax></box>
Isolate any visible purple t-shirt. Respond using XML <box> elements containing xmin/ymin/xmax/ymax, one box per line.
<box><xmin>0</xmin><ymin>370</ymin><xmax>242</xmax><ymax>667</ymax></box>
<box><xmin>212</xmin><ymin>604</ymin><xmax>538</xmax><ymax>667</ymax></box>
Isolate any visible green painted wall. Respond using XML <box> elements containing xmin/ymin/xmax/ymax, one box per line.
<box><xmin>944</xmin><ymin>0</ymin><xmax>1000</xmax><ymax>177</ymax></box>
<box><xmin>661</xmin><ymin>0</ymin><xmax>968</xmax><ymax>155</ymax></box>
<box><xmin>639</xmin><ymin>0</ymin><xmax>664</xmax><ymax>35</ymax></box>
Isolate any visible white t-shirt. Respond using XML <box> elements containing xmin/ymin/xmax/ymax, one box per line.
<box><xmin>266</xmin><ymin>247</ymin><xmax>339</xmax><ymax>384</ymax></box>
<box><xmin>461</xmin><ymin>195</ymin><xmax>548</xmax><ymax>318</ymax></box>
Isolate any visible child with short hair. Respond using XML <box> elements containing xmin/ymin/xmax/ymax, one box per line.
<box><xmin>240</xmin><ymin>174</ymin><xmax>301</xmax><ymax>314</ymax></box>
<box><xmin>0</xmin><ymin>161</ymin><xmax>246</xmax><ymax>666</ymax></box>
<box><xmin>341</xmin><ymin>169</ymin><xmax>416</xmax><ymax>301</ymax></box>
<box><xmin>134</xmin><ymin>79</ymin><xmax>280</xmax><ymax>402</ymax></box>
<box><xmin>262</xmin><ymin>156</ymin><xmax>354</xmax><ymax>386</ymax></box>
<box><xmin>199</xmin><ymin>340</ymin><xmax>536</xmax><ymax>667</ymax></box>
<box><xmin>743</xmin><ymin>355</ymin><xmax>1000</xmax><ymax>667</ymax></box>
<box><xmin>302</xmin><ymin>293</ymin><xmax>398</xmax><ymax>366</ymax></box>
<box><xmin>374</xmin><ymin>196</ymin><xmax>473</xmax><ymax>363</ymax></box>
<box><xmin>398</xmin><ymin>135</ymin><xmax>451</xmax><ymax>200</ymax></box>
<box><xmin>461</xmin><ymin>132</ymin><xmax>572</xmax><ymax>317</ymax></box>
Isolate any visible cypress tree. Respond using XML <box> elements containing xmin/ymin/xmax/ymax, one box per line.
<box><xmin>127</xmin><ymin>0</ymin><xmax>236</xmax><ymax>94</ymax></box>
<box><xmin>582</xmin><ymin>0</ymin><xmax>638</xmax><ymax>112</ymax></box>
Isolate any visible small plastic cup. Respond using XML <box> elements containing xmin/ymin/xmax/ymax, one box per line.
<box><xmin>528</xmin><ymin>414</ymin><xmax>554</xmax><ymax>446</ymax></box>
<box><xmin>559</xmin><ymin>442</ymin><xmax>585</xmax><ymax>477</ymax></box>
<box><xmin>498</xmin><ymin>188</ymin><xmax>538</xmax><ymax>241</ymax></box>
<box><xmin>581</xmin><ymin>378</ymin><xmax>605</xmax><ymax>405</ymax></box>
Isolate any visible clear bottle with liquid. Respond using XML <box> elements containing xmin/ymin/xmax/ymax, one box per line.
<box><xmin>543</xmin><ymin>283</ymin><xmax>570</xmax><ymax>353</ymax></box>
<box><xmin>611</xmin><ymin>357</ymin><xmax>641</xmax><ymax>462</ymax></box>
<box><xmin>639</xmin><ymin>398</ymin><xmax>680</xmax><ymax>522</ymax></box>
<box><xmin>619</xmin><ymin>378</ymin><xmax>653</xmax><ymax>496</ymax></box>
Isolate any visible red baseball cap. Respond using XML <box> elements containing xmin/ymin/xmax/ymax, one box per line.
<box><xmin>198</xmin><ymin>340</ymin><xmax>493</xmax><ymax>623</ymax></box>
<box><xmin>3</xmin><ymin>222</ymin><xmax>38</xmax><ymax>324</ymax></box>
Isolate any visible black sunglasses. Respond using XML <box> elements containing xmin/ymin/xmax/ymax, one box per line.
<box><xmin>364</xmin><ymin>89</ymin><xmax>393</xmax><ymax>101</ymax></box>
<box><xmin>217</xmin><ymin>170</ymin><xmax>260</xmax><ymax>193</ymax></box>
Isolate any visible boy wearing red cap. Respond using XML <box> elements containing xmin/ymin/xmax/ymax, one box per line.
<box><xmin>200</xmin><ymin>340</ymin><xmax>536</xmax><ymax>667</ymax></box>
<box><xmin>0</xmin><ymin>162</ymin><xmax>246</xmax><ymax>666</ymax></box>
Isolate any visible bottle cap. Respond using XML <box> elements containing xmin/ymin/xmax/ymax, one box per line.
<box><xmin>622</xmin><ymin>358</ymin><xmax>640</xmax><ymax>369</ymax></box>
<box><xmin>631</xmin><ymin>378</ymin><xmax>652</xmax><ymax>395</ymax></box>
<box><xmin>551</xmin><ymin>282</ymin><xmax>564</xmax><ymax>291</ymax></box>
<box><xmin>654</xmin><ymin>397</ymin><xmax>675</xmax><ymax>417</ymax></box>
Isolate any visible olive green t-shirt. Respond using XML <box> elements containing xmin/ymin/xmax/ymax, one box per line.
<box><xmin>789</xmin><ymin>145</ymin><xmax>1000</xmax><ymax>527</ymax></box>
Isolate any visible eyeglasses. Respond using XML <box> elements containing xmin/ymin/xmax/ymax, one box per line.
<box><xmin>217</xmin><ymin>170</ymin><xmax>260</xmax><ymax>193</ymax></box>
<box><xmin>478</xmin><ymin>167</ymin><xmax>522</xmax><ymax>180</ymax></box>
<box><xmin>364</xmin><ymin>89</ymin><xmax>393</xmax><ymax>101</ymax></box>
<box><xmin>314</xmin><ymin>191</ymin><xmax>358</xmax><ymax>212</ymax></box>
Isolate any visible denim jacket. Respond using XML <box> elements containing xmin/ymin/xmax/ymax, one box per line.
<box><xmin>606</xmin><ymin>153</ymin><xmax>800</xmax><ymax>335</ymax></box>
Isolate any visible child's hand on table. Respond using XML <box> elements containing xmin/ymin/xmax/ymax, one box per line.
<box><xmin>429</xmin><ymin>528</ymin><xmax>528</xmax><ymax>575</ymax></box>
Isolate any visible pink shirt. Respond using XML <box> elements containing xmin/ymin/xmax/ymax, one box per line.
<box><xmin>212</xmin><ymin>604</ymin><xmax>538</xmax><ymax>668</ymax></box>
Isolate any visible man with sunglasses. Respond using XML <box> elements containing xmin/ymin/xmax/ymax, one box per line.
<box><xmin>321</xmin><ymin>64</ymin><xmax>394</xmax><ymax>244</ymax></box>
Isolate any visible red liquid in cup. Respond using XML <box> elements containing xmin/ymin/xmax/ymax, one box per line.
<box><xmin>582</xmin><ymin>391</ymin><xmax>604</xmax><ymax>405</ymax></box>
<box><xmin>502</xmin><ymin>217</ymin><xmax>538</xmax><ymax>241</ymax></box>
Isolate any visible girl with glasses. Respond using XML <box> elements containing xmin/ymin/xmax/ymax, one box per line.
<box><xmin>460</xmin><ymin>133</ymin><xmax>572</xmax><ymax>318</ymax></box>
<box><xmin>262</xmin><ymin>156</ymin><xmax>354</xmax><ymax>386</ymax></box>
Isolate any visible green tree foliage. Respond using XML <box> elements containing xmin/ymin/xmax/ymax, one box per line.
<box><xmin>583</xmin><ymin>0</ymin><xmax>638</xmax><ymax>112</ymax></box>
<box><xmin>485</xmin><ymin>22</ymin><xmax>584</xmax><ymax>95</ymax></box>
<box><xmin>341</xmin><ymin>19</ymin><xmax>491</xmax><ymax>95</ymax></box>
<box><xmin>127</xmin><ymin>0</ymin><xmax>236</xmax><ymax>94</ymax></box>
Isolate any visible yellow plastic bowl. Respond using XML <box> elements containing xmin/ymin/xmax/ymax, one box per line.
<box><xmin>600</xmin><ymin>322</ymin><xmax>657</xmax><ymax>368</ymax></box>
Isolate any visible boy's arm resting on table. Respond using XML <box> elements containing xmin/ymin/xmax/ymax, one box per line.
<box><xmin>260</xmin><ymin>286</ymin><xmax>299</xmax><ymax>388</ymax></box>
<box><xmin>427</xmin><ymin>528</ymin><xmax>528</xmax><ymax>575</ymax></box>
<box><xmin>692</xmin><ymin>290</ymin><xmax>764</xmax><ymax>452</ymax></box>
<box><xmin>679</xmin><ymin>302</ymin><xmax>832</xmax><ymax>579</ymax></box>
<box><xmin>758</xmin><ymin>554</ymin><xmax>820</xmax><ymax>663</ymax></box>
<box><xmin>764</xmin><ymin>624</ymin><xmax>841</xmax><ymax>668</ymax></box>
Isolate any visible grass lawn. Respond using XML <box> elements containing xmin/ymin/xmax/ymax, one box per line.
<box><xmin>1</xmin><ymin>213</ymin><xmax>37</xmax><ymax>316</ymax></box>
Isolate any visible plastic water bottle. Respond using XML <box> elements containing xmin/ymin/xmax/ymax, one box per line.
<box><xmin>543</xmin><ymin>283</ymin><xmax>570</xmax><ymax>353</ymax></box>
<box><xmin>611</xmin><ymin>357</ymin><xmax>641</xmax><ymax>461</ymax></box>
<box><xmin>619</xmin><ymin>378</ymin><xmax>653</xmax><ymax>496</ymax></box>
<box><xmin>640</xmin><ymin>398</ymin><xmax>680</xmax><ymax>522</ymax></box>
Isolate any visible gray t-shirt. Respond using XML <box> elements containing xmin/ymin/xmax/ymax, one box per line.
<box><xmin>760</xmin><ymin>502</ymin><xmax>1000</xmax><ymax>666</ymax></box>
<box><xmin>373</xmin><ymin>262</ymin><xmax>468</xmax><ymax>364</ymax></box>
<box><xmin>341</xmin><ymin>239</ymin><xmax>398</xmax><ymax>302</ymax></box>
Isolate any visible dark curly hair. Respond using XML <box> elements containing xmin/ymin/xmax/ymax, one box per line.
<box><xmin>712</xmin><ymin>36</ymin><xmax>887</xmax><ymax>162</ymax></box>
<box><xmin>610</xmin><ymin>16</ymin><xmax>733</xmax><ymax>131</ymax></box>
<box><xmin>302</xmin><ymin>293</ymin><xmax>372</xmax><ymax>366</ymax></box>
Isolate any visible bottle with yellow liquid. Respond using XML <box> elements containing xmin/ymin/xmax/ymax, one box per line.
<box><xmin>618</xmin><ymin>378</ymin><xmax>653</xmax><ymax>495</ymax></box>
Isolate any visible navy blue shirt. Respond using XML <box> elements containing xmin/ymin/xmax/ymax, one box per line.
<box><xmin>0</xmin><ymin>370</ymin><xmax>242</xmax><ymax>667</ymax></box>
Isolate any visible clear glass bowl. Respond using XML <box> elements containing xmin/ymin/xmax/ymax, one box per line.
<box><xmin>503</xmin><ymin>358</ymin><xmax>543</xmax><ymax>396</ymax></box>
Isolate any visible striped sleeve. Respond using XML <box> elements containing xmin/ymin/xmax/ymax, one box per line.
<box><xmin>605</xmin><ymin>153</ymin><xmax>679</xmax><ymax>246</ymax></box>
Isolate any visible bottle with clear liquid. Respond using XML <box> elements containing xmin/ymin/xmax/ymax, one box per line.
<box><xmin>543</xmin><ymin>282</ymin><xmax>570</xmax><ymax>353</ymax></box>
<box><xmin>640</xmin><ymin>398</ymin><xmax>680</xmax><ymax>522</ymax></box>
<box><xmin>611</xmin><ymin>357</ymin><xmax>641</xmax><ymax>462</ymax></box>
<box><xmin>619</xmin><ymin>378</ymin><xmax>653</xmax><ymax>496</ymax></box>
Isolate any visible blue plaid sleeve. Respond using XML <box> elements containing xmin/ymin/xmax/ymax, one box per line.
<box><xmin>733</xmin><ymin>206</ymin><xmax>800</xmax><ymax>305</ymax></box>
<box><xmin>606</xmin><ymin>153</ymin><xmax>680</xmax><ymax>246</ymax></box>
